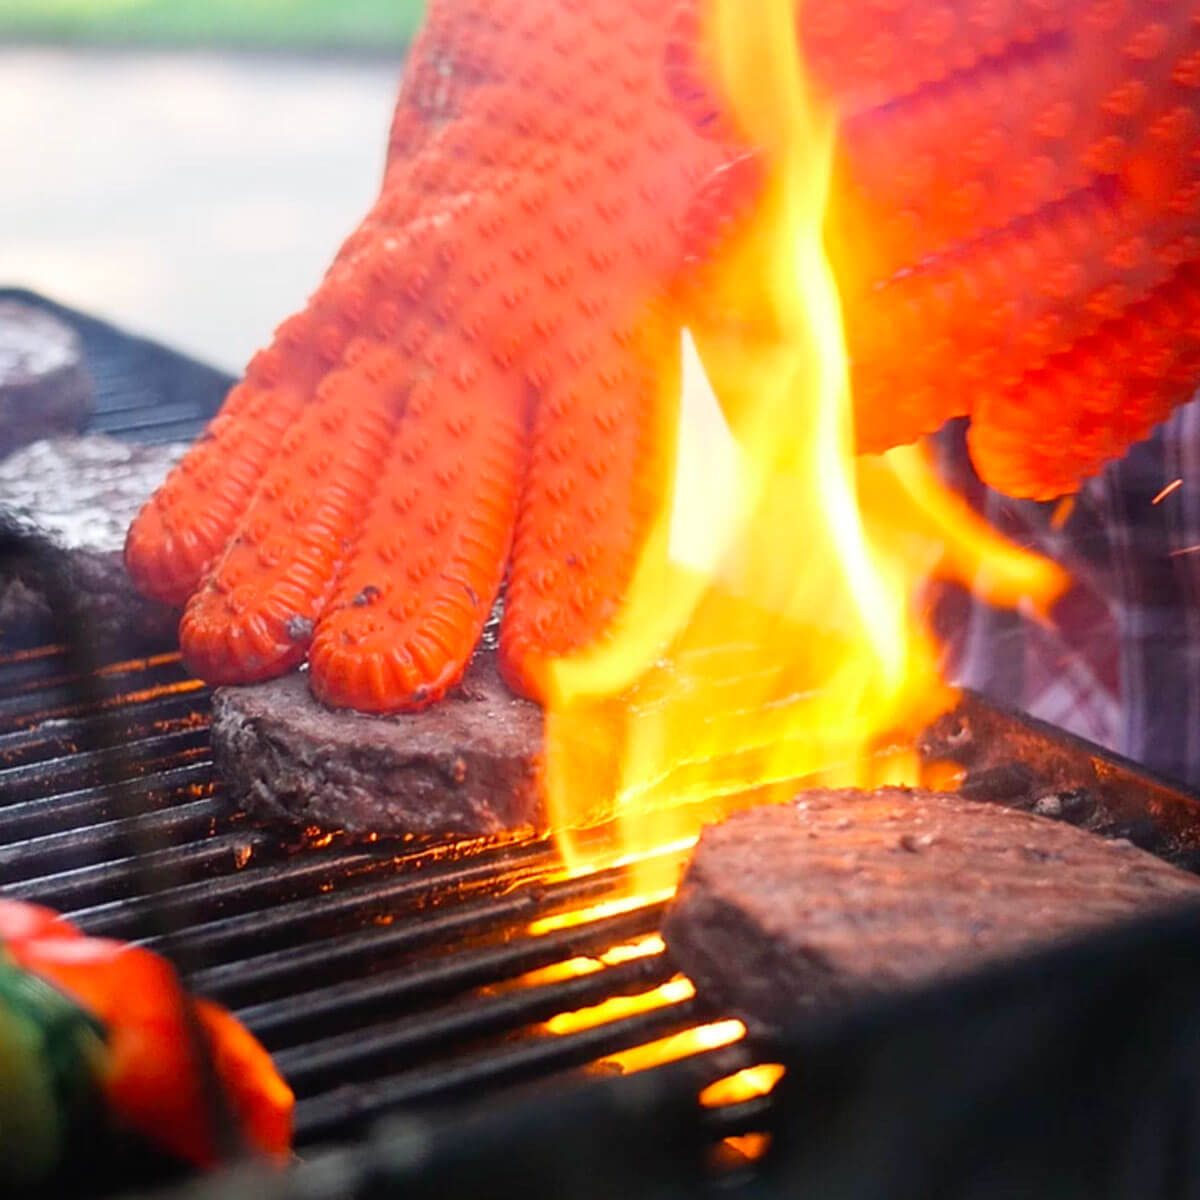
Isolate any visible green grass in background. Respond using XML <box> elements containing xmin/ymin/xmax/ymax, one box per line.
<box><xmin>0</xmin><ymin>0</ymin><xmax>428</xmax><ymax>52</ymax></box>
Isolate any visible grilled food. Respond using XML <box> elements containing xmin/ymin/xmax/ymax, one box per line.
<box><xmin>0</xmin><ymin>436</ymin><xmax>185</xmax><ymax>648</ymax></box>
<box><xmin>663</xmin><ymin>788</ymin><xmax>1200</xmax><ymax>1030</ymax></box>
<box><xmin>210</xmin><ymin>646</ymin><xmax>543</xmax><ymax>838</ymax></box>
<box><xmin>0</xmin><ymin>302</ymin><xmax>91</xmax><ymax>459</ymax></box>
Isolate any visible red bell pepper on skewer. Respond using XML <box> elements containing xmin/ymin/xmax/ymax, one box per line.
<box><xmin>0</xmin><ymin>899</ymin><xmax>292</xmax><ymax>1172</ymax></box>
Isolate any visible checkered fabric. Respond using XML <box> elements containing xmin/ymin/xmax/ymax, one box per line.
<box><xmin>929</xmin><ymin>401</ymin><xmax>1200</xmax><ymax>790</ymax></box>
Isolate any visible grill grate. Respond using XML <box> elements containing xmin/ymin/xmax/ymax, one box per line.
<box><xmin>0</xmin><ymin>643</ymin><xmax>742</xmax><ymax>1151</ymax></box>
<box><xmin>0</xmin><ymin>292</ymin><xmax>750</xmax><ymax>1160</ymax></box>
<box><xmin>11</xmin><ymin>293</ymin><xmax>1200</xmax><ymax>1200</ymax></box>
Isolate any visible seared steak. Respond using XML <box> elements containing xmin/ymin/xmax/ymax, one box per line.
<box><xmin>210</xmin><ymin>648</ymin><xmax>543</xmax><ymax>838</ymax></box>
<box><xmin>0</xmin><ymin>436</ymin><xmax>186</xmax><ymax>649</ymax></box>
<box><xmin>0</xmin><ymin>302</ymin><xmax>91</xmax><ymax>457</ymax></box>
<box><xmin>663</xmin><ymin>787</ymin><xmax>1200</xmax><ymax>1030</ymax></box>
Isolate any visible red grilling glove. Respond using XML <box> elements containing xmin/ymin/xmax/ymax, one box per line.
<box><xmin>126</xmin><ymin>0</ymin><xmax>1200</xmax><ymax>714</ymax></box>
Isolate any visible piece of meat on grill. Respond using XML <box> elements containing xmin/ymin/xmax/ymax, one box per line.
<box><xmin>0</xmin><ymin>302</ymin><xmax>92</xmax><ymax>459</ymax></box>
<box><xmin>662</xmin><ymin>788</ymin><xmax>1200</xmax><ymax>1031</ymax></box>
<box><xmin>0</xmin><ymin>436</ymin><xmax>187</xmax><ymax>649</ymax></box>
<box><xmin>210</xmin><ymin>644</ymin><xmax>543</xmax><ymax>839</ymax></box>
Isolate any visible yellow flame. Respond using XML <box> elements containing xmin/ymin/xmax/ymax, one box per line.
<box><xmin>699</xmin><ymin>1063</ymin><xmax>787</xmax><ymax>1108</ymax></box>
<box><xmin>541</xmin><ymin>0</ymin><xmax>1067</xmax><ymax>896</ymax></box>
<box><xmin>527</xmin><ymin>898</ymin><xmax>674</xmax><ymax>938</ymax></box>
<box><xmin>541</xmin><ymin>976</ymin><xmax>696</xmax><ymax>1036</ymax></box>
<box><xmin>719</xmin><ymin>1133</ymin><xmax>773</xmax><ymax>1165</ymax></box>
<box><xmin>514</xmin><ymin>935</ymin><xmax>665</xmax><ymax>989</ymax></box>
<box><xmin>592</xmin><ymin>1019</ymin><xmax>747</xmax><ymax>1075</ymax></box>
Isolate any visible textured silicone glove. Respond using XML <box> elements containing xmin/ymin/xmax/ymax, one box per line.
<box><xmin>126</xmin><ymin>0</ymin><xmax>1200</xmax><ymax>712</ymax></box>
<box><xmin>127</xmin><ymin>0</ymin><xmax>740</xmax><ymax>711</ymax></box>
<box><xmin>813</xmin><ymin>0</ymin><xmax>1200</xmax><ymax>496</ymax></box>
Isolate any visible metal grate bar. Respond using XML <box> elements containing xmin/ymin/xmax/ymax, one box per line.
<box><xmin>126</xmin><ymin>855</ymin><xmax>634</xmax><ymax>969</ymax></box>
<box><xmin>2</xmin><ymin>830</ymin><xmax>272</xmax><ymax>912</ymax></box>
<box><xmin>274</xmin><ymin>952</ymin><xmax>677</xmax><ymax>1088</ymax></box>
<box><xmin>293</xmin><ymin>998</ymin><xmax>708</xmax><ymax>1145</ymax></box>
<box><xmin>0</xmin><ymin>695</ymin><xmax>207</xmax><ymax>766</ymax></box>
<box><xmin>0</xmin><ymin>296</ymin><xmax>752</xmax><ymax>1163</ymax></box>
<box><xmin>0</xmin><ymin>676</ymin><xmax>207</xmax><ymax>731</ymax></box>
<box><xmin>231</xmin><ymin>903</ymin><xmax>670</xmax><ymax>1036</ymax></box>
<box><xmin>0</xmin><ymin>794</ymin><xmax>228</xmax><ymax>882</ymax></box>
<box><xmin>89</xmin><ymin>401</ymin><xmax>219</xmax><ymax>435</ymax></box>
<box><xmin>0</xmin><ymin>732</ymin><xmax>210</xmax><ymax>813</ymax></box>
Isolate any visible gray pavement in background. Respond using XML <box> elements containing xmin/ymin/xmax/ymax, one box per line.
<box><xmin>1</xmin><ymin>48</ymin><xmax>402</xmax><ymax>371</ymax></box>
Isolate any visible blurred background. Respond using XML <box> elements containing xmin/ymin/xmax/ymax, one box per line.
<box><xmin>1</xmin><ymin>1</ymin><xmax>427</xmax><ymax>371</ymax></box>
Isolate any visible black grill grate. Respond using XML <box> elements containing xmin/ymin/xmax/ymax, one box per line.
<box><xmin>0</xmin><ymin>292</ymin><xmax>750</xmax><ymax>1158</ymax></box>
<box><xmin>0</xmin><ymin>641</ymin><xmax>742</xmax><ymax>1150</ymax></box>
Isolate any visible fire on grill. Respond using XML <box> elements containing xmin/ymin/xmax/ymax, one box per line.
<box><xmin>9</xmin><ymin>0</ymin><xmax>1200</xmax><ymax>1195</ymax></box>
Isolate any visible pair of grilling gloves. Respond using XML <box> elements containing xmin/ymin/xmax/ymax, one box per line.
<box><xmin>125</xmin><ymin>0</ymin><xmax>1200</xmax><ymax>714</ymax></box>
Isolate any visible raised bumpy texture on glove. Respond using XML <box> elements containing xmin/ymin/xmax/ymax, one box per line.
<box><xmin>126</xmin><ymin>0</ymin><xmax>1200</xmax><ymax>712</ymax></box>
<box><xmin>815</xmin><ymin>0</ymin><xmax>1200</xmax><ymax>496</ymax></box>
<box><xmin>127</xmin><ymin>0</ymin><xmax>731</xmax><ymax>711</ymax></box>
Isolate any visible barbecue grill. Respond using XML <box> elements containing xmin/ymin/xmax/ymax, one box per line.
<box><xmin>7</xmin><ymin>289</ymin><xmax>1200</xmax><ymax>1200</ymax></box>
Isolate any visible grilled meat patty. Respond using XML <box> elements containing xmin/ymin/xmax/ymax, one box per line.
<box><xmin>210</xmin><ymin>645</ymin><xmax>543</xmax><ymax>838</ymax></box>
<box><xmin>0</xmin><ymin>436</ymin><xmax>186</xmax><ymax>649</ymax></box>
<box><xmin>663</xmin><ymin>787</ymin><xmax>1200</xmax><ymax>1030</ymax></box>
<box><xmin>0</xmin><ymin>302</ymin><xmax>92</xmax><ymax>459</ymax></box>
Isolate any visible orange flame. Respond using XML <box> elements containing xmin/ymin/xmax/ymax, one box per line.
<box><xmin>541</xmin><ymin>0</ymin><xmax>1067</xmax><ymax>898</ymax></box>
<box><xmin>699</xmin><ymin>1064</ymin><xmax>786</xmax><ymax>1109</ymax></box>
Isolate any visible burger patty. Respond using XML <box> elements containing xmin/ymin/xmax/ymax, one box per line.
<box><xmin>0</xmin><ymin>436</ymin><xmax>187</xmax><ymax>649</ymax></box>
<box><xmin>662</xmin><ymin>787</ymin><xmax>1200</xmax><ymax>1030</ymax></box>
<box><xmin>210</xmin><ymin>646</ymin><xmax>544</xmax><ymax>839</ymax></box>
<box><xmin>0</xmin><ymin>302</ymin><xmax>92</xmax><ymax>458</ymax></box>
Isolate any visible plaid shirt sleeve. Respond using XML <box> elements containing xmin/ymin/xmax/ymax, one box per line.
<box><xmin>928</xmin><ymin>397</ymin><xmax>1200</xmax><ymax>791</ymax></box>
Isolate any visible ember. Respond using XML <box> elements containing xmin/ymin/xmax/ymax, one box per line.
<box><xmin>698</xmin><ymin>1063</ymin><xmax>786</xmax><ymax>1109</ymax></box>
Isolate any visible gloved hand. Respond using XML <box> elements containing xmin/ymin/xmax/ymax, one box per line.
<box><xmin>126</xmin><ymin>0</ymin><xmax>1200</xmax><ymax>713</ymax></box>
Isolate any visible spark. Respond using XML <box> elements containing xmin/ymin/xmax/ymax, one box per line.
<box><xmin>1050</xmin><ymin>496</ymin><xmax>1075</xmax><ymax>530</ymax></box>
<box><xmin>1153</xmin><ymin>478</ymin><xmax>1184</xmax><ymax>505</ymax></box>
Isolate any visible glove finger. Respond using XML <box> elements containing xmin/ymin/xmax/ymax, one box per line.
<box><xmin>124</xmin><ymin>315</ymin><xmax>328</xmax><ymax>607</ymax></box>
<box><xmin>124</xmin><ymin>217</ymin><xmax>424</xmax><ymax>608</ymax></box>
<box><xmin>831</xmin><ymin>34</ymin><xmax>1085</xmax><ymax>288</ymax></box>
<box><xmin>500</xmin><ymin>315</ymin><xmax>679</xmax><ymax>701</ymax></box>
<box><xmin>667</xmin><ymin>0</ymin><xmax>1062</xmax><ymax>144</ymax></box>
<box><xmin>837</xmin><ymin>3</ymin><xmax>1200</xmax><ymax>460</ymax></box>
<box><xmin>179</xmin><ymin>338</ymin><xmax>405</xmax><ymax>684</ymax></box>
<box><xmin>308</xmin><ymin>339</ymin><xmax>527</xmax><ymax>713</ymax></box>
<box><xmin>969</xmin><ymin>258</ymin><xmax>1200</xmax><ymax>497</ymax></box>
<box><xmin>801</xmin><ymin>0</ymin><xmax>1065</xmax><ymax>117</ymax></box>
